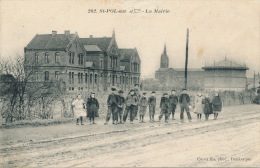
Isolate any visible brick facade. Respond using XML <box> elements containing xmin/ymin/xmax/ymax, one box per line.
<box><xmin>24</xmin><ymin>30</ymin><xmax>141</xmax><ymax>92</ymax></box>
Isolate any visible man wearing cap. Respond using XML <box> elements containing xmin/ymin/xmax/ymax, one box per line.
<box><xmin>117</xmin><ymin>90</ymin><xmax>125</xmax><ymax>124</ymax></box>
<box><xmin>158</xmin><ymin>93</ymin><xmax>170</xmax><ymax>123</ymax></box>
<box><xmin>123</xmin><ymin>89</ymin><xmax>138</xmax><ymax>124</ymax></box>
<box><xmin>105</xmin><ymin>87</ymin><xmax>119</xmax><ymax>125</ymax></box>
<box><xmin>168</xmin><ymin>90</ymin><xmax>178</xmax><ymax>120</ymax></box>
<box><xmin>179</xmin><ymin>89</ymin><xmax>192</xmax><ymax>122</ymax></box>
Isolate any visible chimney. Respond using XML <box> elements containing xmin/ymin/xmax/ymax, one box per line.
<box><xmin>52</xmin><ymin>30</ymin><xmax>57</xmax><ymax>36</ymax></box>
<box><xmin>90</xmin><ymin>35</ymin><xmax>93</xmax><ymax>38</ymax></box>
<box><xmin>64</xmin><ymin>30</ymin><xmax>70</xmax><ymax>35</ymax></box>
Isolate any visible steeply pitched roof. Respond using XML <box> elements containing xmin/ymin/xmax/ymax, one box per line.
<box><xmin>119</xmin><ymin>48</ymin><xmax>135</xmax><ymax>61</ymax></box>
<box><xmin>202</xmin><ymin>59</ymin><xmax>249</xmax><ymax>70</ymax></box>
<box><xmin>25</xmin><ymin>34</ymin><xmax>75</xmax><ymax>50</ymax></box>
<box><xmin>79</xmin><ymin>37</ymin><xmax>112</xmax><ymax>52</ymax></box>
<box><xmin>84</xmin><ymin>45</ymin><xmax>102</xmax><ymax>52</ymax></box>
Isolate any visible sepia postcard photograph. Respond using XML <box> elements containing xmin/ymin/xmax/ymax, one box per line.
<box><xmin>0</xmin><ymin>0</ymin><xmax>259</xmax><ymax>167</ymax></box>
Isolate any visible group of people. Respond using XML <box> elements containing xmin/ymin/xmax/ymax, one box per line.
<box><xmin>71</xmin><ymin>84</ymin><xmax>223</xmax><ymax>125</ymax></box>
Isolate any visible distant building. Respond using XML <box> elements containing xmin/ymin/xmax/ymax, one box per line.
<box><xmin>24</xmin><ymin>30</ymin><xmax>141</xmax><ymax>92</ymax></box>
<box><xmin>155</xmin><ymin>44</ymin><xmax>204</xmax><ymax>90</ymax></box>
<box><xmin>202</xmin><ymin>58</ymin><xmax>249</xmax><ymax>91</ymax></box>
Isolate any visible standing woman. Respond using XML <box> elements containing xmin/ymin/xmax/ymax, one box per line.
<box><xmin>194</xmin><ymin>93</ymin><xmax>204</xmax><ymax>121</ymax></box>
<box><xmin>212</xmin><ymin>92</ymin><xmax>222</xmax><ymax>120</ymax></box>
<box><xmin>86</xmin><ymin>92</ymin><xmax>99</xmax><ymax>125</ymax></box>
<box><xmin>72</xmin><ymin>94</ymin><xmax>86</xmax><ymax>125</ymax></box>
<box><xmin>202</xmin><ymin>93</ymin><xmax>213</xmax><ymax>121</ymax></box>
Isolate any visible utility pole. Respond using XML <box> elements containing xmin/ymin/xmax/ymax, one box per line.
<box><xmin>185</xmin><ymin>28</ymin><xmax>189</xmax><ymax>89</ymax></box>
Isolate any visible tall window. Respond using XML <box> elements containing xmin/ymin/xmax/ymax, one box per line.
<box><xmin>115</xmin><ymin>57</ymin><xmax>117</xmax><ymax>67</ymax></box>
<box><xmin>122</xmin><ymin>76</ymin><xmax>124</xmax><ymax>84</ymax></box>
<box><xmin>95</xmin><ymin>74</ymin><xmax>98</xmax><ymax>84</ymax></box>
<box><xmin>69</xmin><ymin>52</ymin><xmax>73</xmax><ymax>64</ymax></box>
<box><xmin>55</xmin><ymin>71</ymin><xmax>59</xmax><ymax>80</ymax></box>
<box><xmin>85</xmin><ymin>73</ymin><xmax>88</xmax><ymax>83</ymax></box>
<box><xmin>81</xmin><ymin>73</ymin><xmax>83</xmax><ymax>84</ymax></box>
<box><xmin>69</xmin><ymin>72</ymin><xmax>72</xmax><ymax>84</ymax></box>
<box><xmin>100</xmin><ymin>60</ymin><xmax>103</xmax><ymax>69</ymax></box>
<box><xmin>72</xmin><ymin>72</ymin><xmax>74</xmax><ymax>84</ymax></box>
<box><xmin>55</xmin><ymin>52</ymin><xmax>60</xmax><ymax>63</ymax></box>
<box><xmin>81</xmin><ymin>54</ymin><xmax>83</xmax><ymax>65</ymax></box>
<box><xmin>78</xmin><ymin>54</ymin><xmax>83</xmax><ymax>65</ymax></box>
<box><xmin>45</xmin><ymin>53</ymin><xmax>49</xmax><ymax>63</ymax></box>
<box><xmin>120</xmin><ymin>76</ymin><xmax>121</xmax><ymax>84</ymax></box>
<box><xmin>72</xmin><ymin>52</ymin><xmax>74</xmax><ymax>64</ymax></box>
<box><xmin>78</xmin><ymin>73</ymin><xmax>80</xmax><ymax>84</ymax></box>
<box><xmin>44</xmin><ymin>71</ymin><xmax>49</xmax><ymax>81</ymax></box>
<box><xmin>35</xmin><ymin>53</ymin><xmax>39</xmax><ymax>63</ymax></box>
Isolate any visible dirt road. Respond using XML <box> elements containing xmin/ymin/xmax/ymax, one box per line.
<box><xmin>0</xmin><ymin>104</ymin><xmax>259</xmax><ymax>167</ymax></box>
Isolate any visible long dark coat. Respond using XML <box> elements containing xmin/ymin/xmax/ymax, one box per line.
<box><xmin>86</xmin><ymin>97</ymin><xmax>99</xmax><ymax>118</ymax></box>
<box><xmin>212</xmin><ymin>96</ymin><xmax>222</xmax><ymax>112</ymax></box>
<box><xmin>202</xmin><ymin>97</ymin><xmax>213</xmax><ymax>114</ymax></box>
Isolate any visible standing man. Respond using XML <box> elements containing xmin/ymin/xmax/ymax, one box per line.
<box><xmin>105</xmin><ymin>87</ymin><xmax>119</xmax><ymax>125</ymax></box>
<box><xmin>158</xmin><ymin>93</ymin><xmax>170</xmax><ymax>123</ymax></box>
<box><xmin>179</xmin><ymin>89</ymin><xmax>192</xmax><ymax>123</ymax></box>
<box><xmin>117</xmin><ymin>90</ymin><xmax>125</xmax><ymax>124</ymax></box>
<box><xmin>168</xmin><ymin>90</ymin><xmax>178</xmax><ymax>120</ymax></box>
<box><xmin>134</xmin><ymin>84</ymin><xmax>141</xmax><ymax>120</ymax></box>
<box><xmin>123</xmin><ymin>89</ymin><xmax>138</xmax><ymax>124</ymax></box>
<box><xmin>148</xmin><ymin>91</ymin><xmax>156</xmax><ymax>122</ymax></box>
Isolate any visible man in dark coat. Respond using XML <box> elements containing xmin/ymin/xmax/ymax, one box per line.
<box><xmin>123</xmin><ymin>89</ymin><xmax>138</xmax><ymax>124</ymax></box>
<box><xmin>117</xmin><ymin>90</ymin><xmax>125</xmax><ymax>124</ymax></box>
<box><xmin>179</xmin><ymin>89</ymin><xmax>192</xmax><ymax>122</ymax></box>
<box><xmin>168</xmin><ymin>90</ymin><xmax>178</xmax><ymax>120</ymax></box>
<box><xmin>86</xmin><ymin>92</ymin><xmax>99</xmax><ymax>125</ymax></box>
<box><xmin>148</xmin><ymin>91</ymin><xmax>156</xmax><ymax>122</ymax></box>
<box><xmin>105</xmin><ymin>87</ymin><xmax>119</xmax><ymax>125</ymax></box>
<box><xmin>158</xmin><ymin>93</ymin><xmax>170</xmax><ymax>123</ymax></box>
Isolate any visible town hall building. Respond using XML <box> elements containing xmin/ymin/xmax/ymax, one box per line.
<box><xmin>24</xmin><ymin>30</ymin><xmax>141</xmax><ymax>92</ymax></box>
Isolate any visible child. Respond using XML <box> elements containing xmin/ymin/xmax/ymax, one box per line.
<box><xmin>72</xmin><ymin>94</ymin><xmax>86</xmax><ymax>125</ymax></box>
<box><xmin>194</xmin><ymin>92</ymin><xmax>204</xmax><ymax>121</ymax></box>
<box><xmin>212</xmin><ymin>92</ymin><xmax>222</xmax><ymax>120</ymax></box>
<box><xmin>105</xmin><ymin>87</ymin><xmax>119</xmax><ymax>125</ymax></box>
<box><xmin>123</xmin><ymin>89</ymin><xmax>138</xmax><ymax>124</ymax></box>
<box><xmin>148</xmin><ymin>91</ymin><xmax>156</xmax><ymax>122</ymax></box>
<box><xmin>139</xmin><ymin>92</ymin><xmax>148</xmax><ymax>123</ymax></box>
<box><xmin>86</xmin><ymin>92</ymin><xmax>99</xmax><ymax>125</ymax></box>
<box><xmin>158</xmin><ymin>93</ymin><xmax>170</xmax><ymax>123</ymax></box>
<box><xmin>168</xmin><ymin>90</ymin><xmax>178</xmax><ymax>120</ymax></box>
<box><xmin>202</xmin><ymin>93</ymin><xmax>213</xmax><ymax>121</ymax></box>
<box><xmin>117</xmin><ymin>90</ymin><xmax>125</xmax><ymax>124</ymax></box>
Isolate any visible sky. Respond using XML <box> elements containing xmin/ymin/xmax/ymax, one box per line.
<box><xmin>0</xmin><ymin>0</ymin><xmax>259</xmax><ymax>78</ymax></box>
